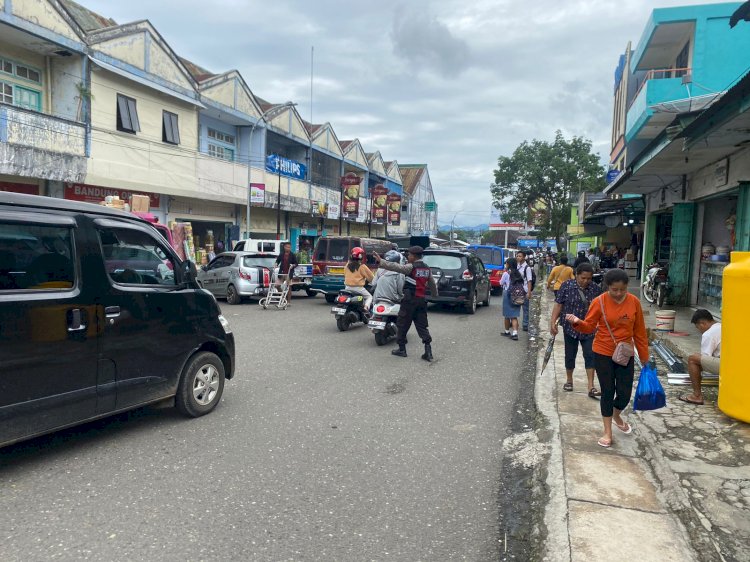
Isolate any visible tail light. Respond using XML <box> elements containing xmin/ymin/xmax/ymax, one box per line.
<box><xmin>262</xmin><ymin>269</ymin><xmax>270</xmax><ymax>287</ymax></box>
<box><xmin>313</xmin><ymin>264</ymin><xmax>321</xmax><ymax>275</ymax></box>
<box><xmin>239</xmin><ymin>268</ymin><xmax>252</xmax><ymax>280</ymax></box>
<box><xmin>337</xmin><ymin>295</ymin><xmax>348</xmax><ymax>303</ymax></box>
<box><xmin>376</xmin><ymin>305</ymin><xmax>386</xmax><ymax>313</ymax></box>
<box><xmin>462</xmin><ymin>269</ymin><xmax>474</xmax><ymax>280</ymax></box>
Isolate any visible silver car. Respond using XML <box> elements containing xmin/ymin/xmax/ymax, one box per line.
<box><xmin>197</xmin><ymin>251</ymin><xmax>275</xmax><ymax>304</ymax></box>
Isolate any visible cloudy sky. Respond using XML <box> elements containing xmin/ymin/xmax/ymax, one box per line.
<box><xmin>84</xmin><ymin>0</ymin><xmax>719</xmax><ymax>226</ymax></box>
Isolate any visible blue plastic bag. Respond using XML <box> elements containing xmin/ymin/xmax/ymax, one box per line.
<box><xmin>633</xmin><ymin>361</ymin><xmax>667</xmax><ymax>411</ymax></box>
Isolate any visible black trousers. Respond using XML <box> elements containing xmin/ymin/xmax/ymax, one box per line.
<box><xmin>594</xmin><ymin>352</ymin><xmax>635</xmax><ymax>418</ymax></box>
<box><xmin>396</xmin><ymin>294</ymin><xmax>431</xmax><ymax>346</ymax></box>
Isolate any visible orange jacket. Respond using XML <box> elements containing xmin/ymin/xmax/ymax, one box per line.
<box><xmin>547</xmin><ymin>264</ymin><xmax>574</xmax><ymax>291</ymax></box>
<box><xmin>575</xmin><ymin>292</ymin><xmax>649</xmax><ymax>362</ymax></box>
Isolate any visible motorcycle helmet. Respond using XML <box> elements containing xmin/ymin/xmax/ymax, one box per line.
<box><xmin>384</xmin><ymin>250</ymin><xmax>402</xmax><ymax>263</ymax></box>
<box><xmin>351</xmin><ymin>246</ymin><xmax>365</xmax><ymax>260</ymax></box>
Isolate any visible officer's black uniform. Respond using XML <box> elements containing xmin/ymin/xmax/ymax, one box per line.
<box><xmin>376</xmin><ymin>246</ymin><xmax>438</xmax><ymax>361</ymax></box>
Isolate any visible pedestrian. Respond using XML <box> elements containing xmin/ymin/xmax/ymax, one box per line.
<box><xmin>344</xmin><ymin>246</ymin><xmax>374</xmax><ymax>311</ymax></box>
<box><xmin>679</xmin><ymin>309</ymin><xmax>721</xmax><ymax>406</ymax></box>
<box><xmin>546</xmin><ymin>254</ymin><xmax>574</xmax><ymax>296</ymax></box>
<box><xmin>374</xmin><ymin>245</ymin><xmax>438</xmax><ymax>361</ymax></box>
<box><xmin>297</xmin><ymin>239</ymin><xmax>312</xmax><ymax>264</ymax></box>
<box><xmin>587</xmin><ymin>248</ymin><xmax>599</xmax><ymax>272</ymax></box>
<box><xmin>501</xmin><ymin>257</ymin><xmax>524</xmax><ymax>340</ymax></box>
<box><xmin>565</xmin><ymin>268</ymin><xmax>649</xmax><ymax>448</ymax></box>
<box><xmin>550</xmin><ymin>263</ymin><xmax>602</xmax><ymax>398</ymax></box>
<box><xmin>275</xmin><ymin>242</ymin><xmax>299</xmax><ymax>302</ymax></box>
<box><xmin>515</xmin><ymin>250</ymin><xmax>534</xmax><ymax>331</ymax></box>
<box><xmin>573</xmin><ymin>250</ymin><xmax>590</xmax><ymax>269</ymax></box>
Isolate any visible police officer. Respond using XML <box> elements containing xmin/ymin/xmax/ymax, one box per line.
<box><xmin>374</xmin><ymin>246</ymin><xmax>438</xmax><ymax>361</ymax></box>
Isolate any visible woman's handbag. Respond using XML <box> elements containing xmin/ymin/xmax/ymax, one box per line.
<box><xmin>599</xmin><ymin>297</ymin><xmax>634</xmax><ymax>366</ymax></box>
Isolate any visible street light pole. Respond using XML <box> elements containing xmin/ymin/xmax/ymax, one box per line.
<box><xmin>245</xmin><ymin>101</ymin><xmax>296</xmax><ymax>239</ymax></box>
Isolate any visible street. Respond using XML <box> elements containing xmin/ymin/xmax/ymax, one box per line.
<box><xmin>0</xmin><ymin>294</ymin><xmax>536</xmax><ymax>561</ymax></box>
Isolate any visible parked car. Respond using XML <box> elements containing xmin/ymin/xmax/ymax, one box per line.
<box><xmin>422</xmin><ymin>248</ymin><xmax>491</xmax><ymax>314</ymax></box>
<box><xmin>0</xmin><ymin>192</ymin><xmax>235</xmax><ymax>448</ymax></box>
<box><xmin>466</xmin><ymin>244</ymin><xmax>515</xmax><ymax>295</ymax></box>
<box><xmin>310</xmin><ymin>236</ymin><xmax>396</xmax><ymax>303</ymax></box>
<box><xmin>197</xmin><ymin>251</ymin><xmax>274</xmax><ymax>304</ymax></box>
<box><xmin>233</xmin><ymin>239</ymin><xmax>288</xmax><ymax>254</ymax></box>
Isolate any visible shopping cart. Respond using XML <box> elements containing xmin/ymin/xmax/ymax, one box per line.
<box><xmin>259</xmin><ymin>271</ymin><xmax>289</xmax><ymax>310</ymax></box>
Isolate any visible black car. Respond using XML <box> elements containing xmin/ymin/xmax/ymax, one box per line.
<box><xmin>0</xmin><ymin>192</ymin><xmax>235</xmax><ymax>448</ymax></box>
<box><xmin>422</xmin><ymin>248</ymin><xmax>491</xmax><ymax>314</ymax></box>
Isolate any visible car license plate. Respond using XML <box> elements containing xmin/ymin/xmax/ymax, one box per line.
<box><xmin>327</xmin><ymin>267</ymin><xmax>345</xmax><ymax>275</ymax></box>
<box><xmin>331</xmin><ymin>307</ymin><xmax>347</xmax><ymax>314</ymax></box>
<box><xmin>368</xmin><ymin>320</ymin><xmax>386</xmax><ymax>328</ymax></box>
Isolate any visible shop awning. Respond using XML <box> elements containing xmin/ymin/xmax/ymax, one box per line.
<box><xmin>582</xmin><ymin>196</ymin><xmax>645</xmax><ymax>225</ymax></box>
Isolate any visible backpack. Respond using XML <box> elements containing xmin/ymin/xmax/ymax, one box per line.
<box><xmin>509</xmin><ymin>271</ymin><xmax>526</xmax><ymax>305</ymax></box>
<box><xmin>520</xmin><ymin>263</ymin><xmax>536</xmax><ymax>292</ymax></box>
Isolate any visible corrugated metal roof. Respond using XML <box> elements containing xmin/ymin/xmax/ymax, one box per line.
<box><xmin>59</xmin><ymin>0</ymin><xmax>116</xmax><ymax>32</ymax></box>
<box><xmin>340</xmin><ymin>140</ymin><xmax>353</xmax><ymax>151</ymax></box>
<box><xmin>399</xmin><ymin>165</ymin><xmax>425</xmax><ymax>195</ymax></box>
<box><xmin>179</xmin><ymin>57</ymin><xmax>215</xmax><ymax>82</ymax></box>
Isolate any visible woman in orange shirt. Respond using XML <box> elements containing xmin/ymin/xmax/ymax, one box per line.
<box><xmin>546</xmin><ymin>254</ymin><xmax>574</xmax><ymax>295</ymax></box>
<box><xmin>566</xmin><ymin>269</ymin><xmax>649</xmax><ymax>448</ymax></box>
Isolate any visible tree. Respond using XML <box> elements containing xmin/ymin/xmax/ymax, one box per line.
<box><xmin>490</xmin><ymin>131</ymin><xmax>605</xmax><ymax>251</ymax></box>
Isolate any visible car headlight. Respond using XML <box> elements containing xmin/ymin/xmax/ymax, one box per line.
<box><xmin>218</xmin><ymin>315</ymin><xmax>232</xmax><ymax>334</ymax></box>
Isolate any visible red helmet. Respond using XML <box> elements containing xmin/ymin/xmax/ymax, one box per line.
<box><xmin>351</xmin><ymin>246</ymin><xmax>365</xmax><ymax>260</ymax></box>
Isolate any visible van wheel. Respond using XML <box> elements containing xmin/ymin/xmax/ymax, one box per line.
<box><xmin>175</xmin><ymin>352</ymin><xmax>225</xmax><ymax>417</ymax></box>
<box><xmin>226</xmin><ymin>285</ymin><xmax>241</xmax><ymax>305</ymax></box>
<box><xmin>465</xmin><ymin>292</ymin><xmax>477</xmax><ymax>315</ymax></box>
<box><xmin>325</xmin><ymin>294</ymin><xmax>336</xmax><ymax>304</ymax></box>
<box><xmin>306</xmin><ymin>289</ymin><xmax>317</xmax><ymax>298</ymax></box>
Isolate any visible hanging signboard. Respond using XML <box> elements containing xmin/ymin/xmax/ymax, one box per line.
<box><xmin>311</xmin><ymin>200</ymin><xmax>328</xmax><ymax>218</ymax></box>
<box><xmin>489</xmin><ymin>205</ymin><xmax>523</xmax><ymax>231</ymax></box>
<box><xmin>250</xmin><ymin>183</ymin><xmax>265</xmax><ymax>205</ymax></box>
<box><xmin>356</xmin><ymin>199</ymin><xmax>367</xmax><ymax>223</ymax></box>
<box><xmin>265</xmin><ymin>154</ymin><xmax>307</xmax><ymax>181</ymax></box>
<box><xmin>327</xmin><ymin>203</ymin><xmax>340</xmax><ymax>220</ymax></box>
<box><xmin>371</xmin><ymin>184</ymin><xmax>389</xmax><ymax>224</ymax></box>
<box><xmin>341</xmin><ymin>172</ymin><xmax>362</xmax><ymax>219</ymax></box>
<box><xmin>387</xmin><ymin>192</ymin><xmax>401</xmax><ymax>226</ymax></box>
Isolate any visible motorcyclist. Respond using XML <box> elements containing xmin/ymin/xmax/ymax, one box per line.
<box><xmin>343</xmin><ymin>246</ymin><xmax>374</xmax><ymax>311</ymax></box>
<box><xmin>374</xmin><ymin>245</ymin><xmax>438</xmax><ymax>362</ymax></box>
<box><xmin>371</xmin><ymin>250</ymin><xmax>405</xmax><ymax>303</ymax></box>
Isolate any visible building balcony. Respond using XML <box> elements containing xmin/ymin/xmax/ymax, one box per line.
<box><xmin>625</xmin><ymin>68</ymin><xmax>693</xmax><ymax>142</ymax></box>
<box><xmin>0</xmin><ymin>103</ymin><xmax>87</xmax><ymax>182</ymax></box>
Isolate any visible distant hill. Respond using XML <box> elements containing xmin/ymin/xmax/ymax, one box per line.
<box><xmin>438</xmin><ymin>223</ymin><xmax>489</xmax><ymax>232</ymax></box>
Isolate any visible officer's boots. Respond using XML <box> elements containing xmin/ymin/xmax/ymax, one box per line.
<box><xmin>421</xmin><ymin>343</ymin><xmax>433</xmax><ymax>362</ymax></box>
<box><xmin>391</xmin><ymin>344</ymin><xmax>407</xmax><ymax>357</ymax></box>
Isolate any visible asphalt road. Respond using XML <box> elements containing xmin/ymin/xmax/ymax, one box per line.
<box><xmin>0</xmin><ymin>292</ymin><xmax>534</xmax><ymax>561</ymax></box>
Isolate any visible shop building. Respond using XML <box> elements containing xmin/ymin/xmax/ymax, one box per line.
<box><xmin>400</xmin><ymin>164</ymin><xmax>438</xmax><ymax>236</ymax></box>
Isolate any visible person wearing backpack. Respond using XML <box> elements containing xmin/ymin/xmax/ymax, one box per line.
<box><xmin>501</xmin><ymin>257</ymin><xmax>526</xmax><ymax>341</ymax></box>
<box><xmin>516</xmin><ymin>250</ymin><xmax>534</xmax><ymax>331</ymax></box>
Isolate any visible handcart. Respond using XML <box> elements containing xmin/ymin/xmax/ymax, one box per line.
<box><xmin>259</xmin><ymin>271</ymin><xmax>289</xmax><ymax>309</ymax></box>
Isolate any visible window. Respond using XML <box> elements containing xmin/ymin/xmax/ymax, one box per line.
<box><xmin>0</xmin><ymin>223</ymin><xmax>75</xmax><ymax>291</ymax></box>
<box><xmin>1</xmin><ymin>59</ymin><xmax>12</xmax><ymax>75</ymax></box>
<box><xmin>675</xmin><ymin>42</ymin><xmax>690</xmax><ymax>78</ymax></box>
<box><xmin>243</xmin><ymin>255</ymin><xmax>276</xmax><ymax>269</ymax></box>
<box><xmin>0</xmin><ymin>81</ymin><xmax>41</xmax><ymax>111</ymax></box>
<box><xmin>116</xmin><ymin>94</ymin><xmax>140</xmax><ymax>134</ymax></box>
<box><xmin>208</xmin><ymin>143</ymin><xmax>234</xmax><ymax>162</ymax></box>
<box><xmin>0</xmin><ymin>81</ymin><xmax>11</xmax><ymax>104</ymax></box>
<box><xmin>421</xmin><ymin>254</ymin><xmax>464</xmax><ymax>271</ymax></box>
<box><xmin>15</xmin><ymin>64</ymin><xmax>41</xmax><ymax>84</ymax></box>
<box><xmin>99</xmin><ymin>227</ymin><xmax>176</xmax><ymax>286</ymax></box>
<box><xmin>207</xmin><ymin>128</ymin><xmax>235</xmax><ymax>145</ymax></box>
<box><xmin>162</xmin><ymin>111</ymin><xmax>180</xmax><ymax>145</ymax></box>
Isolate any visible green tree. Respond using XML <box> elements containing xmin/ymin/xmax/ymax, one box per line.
<box><xmin>490</xmin><ymin>130</ymin><xmax>605</xmax><ymax>250</ymax></box>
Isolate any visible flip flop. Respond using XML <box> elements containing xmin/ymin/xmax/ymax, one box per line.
<box><xmin>678</xmin><ymin>395</ymin><xmax>705</xmax><ymax>406</ymax></box>
<box><xmin>588</xmin><ymin>388</ymin><xmax>601</xmax><ymax>399</ymax></box>
<box><xmin>597</xmin><ymin>437</ymin><xmax>612</xmax><ymax>448</ymax></box>
<box><xmin>613</xmin><ymin>420</ymin><xmax>632</xmax><ymax>434</ymax></box>
<box><xmin>563</xmin><ymin>382</ymin><xmax>573</xmax><ymax>392</ymax></box>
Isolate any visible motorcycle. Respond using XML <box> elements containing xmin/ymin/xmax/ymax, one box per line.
<box><xmin>368</xmin><ymin>299</ymin><xmax>401</xmax><ymax>346</ymax></box>
<box><xmin>331</xmin><ymin>290</ymin><xmax>369</xmax><ymax>331</ymax></box>
<box><xmin>642</xmin><ymin>262</ymin><xmax>670</xmax><ymax>307</ymax></box>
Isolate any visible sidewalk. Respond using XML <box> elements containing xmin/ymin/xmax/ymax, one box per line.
<box><xmin>535</xmin><ymin>291</ymin><xmax>750</xmax><ymax>562</ymax></box>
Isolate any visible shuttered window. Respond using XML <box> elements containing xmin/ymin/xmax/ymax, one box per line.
<box><xmin>116</xmin><ymin>94</ymin><xmax>140</xmax><ymax>134</ymax></box>
<box><xmin>162</xmin><ymin>111</ymin><xmax>180</xmax><ymax>145</ymax></box>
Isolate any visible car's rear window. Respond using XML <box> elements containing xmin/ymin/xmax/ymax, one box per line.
<box><xmin>422</xmin><ymin>254</ymin><xmax>464</xmax><ymax>271</ymax></box>
<box><xmin>243</xmin><ymin>256</ymin><xmax>276</xmax><ymax>268</ymax></box>
<box><xmin>0</xmin><ymin>223</ymin><xmax>75</xmax><ymax>291</ymax></box>
<box><xmin>326</xmin><ymin>239</ymin><xmax>351</xmax><ymax>263</ymax></box>
<box><xmin>473</xmin><ymin>248</ymin><xmax>493</xmax><ymax>265</ymax></box>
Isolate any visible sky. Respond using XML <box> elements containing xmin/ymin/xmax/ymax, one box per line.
<box><xmin>82</xmin><ymin>0</ymin><xmax>725</xmax><ymax>226</ymax></box>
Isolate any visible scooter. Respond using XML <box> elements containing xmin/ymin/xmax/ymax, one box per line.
<box><xmin>368</xmin><ymin>299</ymin><xmax>401</xmax><ymax>346</ymax></box>
<box><xmin>331</xmin><ymin>290</ymin><xmax>369</xmax><ymax>331</ymax></box>
<box><xmin>642</xmin><ymin>262</ymin><xmax>670</xmax><ymax>307</ymax></box>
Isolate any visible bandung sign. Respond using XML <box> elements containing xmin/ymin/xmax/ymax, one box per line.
<box><xmin>371</xmin><ymin>184</ymin><xmax>389</xmax><ymax>224</ymax></box>
<box><xmin>387</xmin><ymin>192</ymin><xmax>401</xmax><ymax>226</ymax></box>
<box><xmin>341</xmin><ymin>172</ymin><xmax>362</xmax><ymax>219</ymax></box>
<box><xmin>65</xmin><ymin>183</ymin><xmax>161</xmax><ymax>208</ymax></box>
<box><xmin>265</xmin><ymin>154</ymin><xmax>306</xmax><ymax>181</ymax></box>
<box><xmin>250</xmin><ymin>183</ymin><xmax>265</xmax><ymax>205</ymax></box>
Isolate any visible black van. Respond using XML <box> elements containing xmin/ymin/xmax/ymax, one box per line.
<box><xmin>0</xmin><ymin>193</ymin><xmax>235</xmax><ymax>448</ymax></box>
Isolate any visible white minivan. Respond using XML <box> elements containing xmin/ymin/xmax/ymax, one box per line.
<box><xmin>233</xmin><ymin>239</ymin><xmax>288</xmax><ymax>255</ymax></box>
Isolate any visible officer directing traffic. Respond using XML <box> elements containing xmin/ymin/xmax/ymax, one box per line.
<box><xmin>374</xmin><ymin>245</ymin><xmax>438</xmax><ymax>361</ymax></box>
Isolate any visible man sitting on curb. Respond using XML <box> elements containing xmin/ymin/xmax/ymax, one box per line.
<box><xmin>679</xmin><ymin>309</ymin><xmax>721</xmax><ymax>406</ymax></box>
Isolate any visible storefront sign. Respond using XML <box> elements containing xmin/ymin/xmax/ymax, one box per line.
<box><xmin>489</xmin><ymin>206</ymin><xmax>524</xmax><ymax>230</ymax></box>
<box><xmin>606</xmin><ymin>169</ymin><xmax>622</xmax><ymax>184</ymax></box>
<box><xmin>311</xmin><ymin>200</ymin><xmax>328</xmax><ymax>218</ymax></box>
<box><xmin>266</xmin><ymin>154</ymin><xmax>307</xmax><ymax>181</ymax></box>
<box><xmin>714</xmin><ymin>158</ymin><xmax>729</xmax><ymax>188</ymax></box>
<box><xmin>371</xmin><ymin>184</ymin><xmax>389</xmax><ymax>224</ymax></box>
<box><xmin>0</xmin><ymin>181</ymin><xmax>39</xmax><ymax>195</ymax></box>
<box><xmin>387</xmin><ymin>193</ymin><xmax>401</xmax><ymax>226</ymax></box>
<box><xmin>341</xmin><ymin>172</ymin><xmax>362</xmax><ymax>218</ymax></box>
<box><xmin>65</xmin><ymin>183</ymin><xmax>160</xmax><ymax>208</ymax></box>
<box><xmin>356</xmin><ymin>200</ymin><xmax>367</xmax><ymax>223</ymax></box>
<box><xmin>250</xmin><ymin>183</ymin><xmax>265</xmax><ymax>205</ymax></box>
<box><xmin>327</xmin><ymin>203</ymin><xmax>340</xmax><ymax>220</ymax></box>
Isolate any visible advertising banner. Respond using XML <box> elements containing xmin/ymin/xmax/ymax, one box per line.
<box><xmin>489</xmin><ymin>205</ymin><xmax>524</xmax><ymax>231</ymax></box>
<box><xmin>0</xmin><ymin>181</ymin><xmax>39</xmax><ymax>195</ymax></box>
<box><xmin>356</xmin><ymin>199</ymin><xmax>367</xmax><ymax>223</ymax></box>
<box><xmin>371</xmin><ymin>184</ymin><xmax>389</xmax><ymax>224</ymax></box>
<box><xmin>386</xmin><ymin>192</ymin><xmax>401</xmax><ymax>226</ymax></box>
<box><xmin>265</xmin><ymin>154</ymin><xmax>307</xmax><ymax>181</ymax></box>
<box><xmin>65</xmin><ymin>183</ymin><xmax>160</xmax><ymax>208</ymax></box>
<box><xmin>250</xmin><ymin>183</ymin><xmax>265</xmax><ymax>205</ymax></box>
<box><xmin>311</xmin><ymin>200</ymin><xmax>328</xmax><ymax>218</ymax></box>
<box><xmin>327</xmin><ymin>203</ymin><xmax>340</xmax><ymax>220</ymax></box>
<box><xmin>341</xmin><ymin>172</ymin><xmax>362</xmax><ymax>219</ymax></box>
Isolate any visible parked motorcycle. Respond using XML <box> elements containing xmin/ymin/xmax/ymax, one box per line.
<box><xmin>642</xmin><ymin>263</ymin><xmax>670</xmax><ymax>307</ymax></box>
<box><xmin>331</xmin><ymin>290</ymin><xmax>369</xmax><ymax>331</ymax></box>
<box><xmin>368</xmin><ymin>299</ymin><xmax>400</xmax><ymax>346</ymax></box>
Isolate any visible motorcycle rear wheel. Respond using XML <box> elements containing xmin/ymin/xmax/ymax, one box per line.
<box><xmin>336</xmin><ymin>316</ymin><xmax>350</xmax><ymax>332</ymax></box>
<box><xmin>642</xmin><ymin>283</ymin><xmax>655</xmax><ymax>304</ymax></box>
<box><xmin>656</xmin><ymin>284</ymin><xmax>666</xmax><ymax>308</ymax></box>
<box><xmin>374</xmin><ymin>331</ymin><xmax>388</xmax><ymax>346</ymax></box>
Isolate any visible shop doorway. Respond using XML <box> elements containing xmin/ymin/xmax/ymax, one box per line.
<box><xmin>655</xmin><ymin>213</ymin><xmax>672</xmax><ymax>263</ymax></box>
<box><xmin>176</xmin><ymin>219</ymin><xmax>231</xmax><ymax>265</ymax></box>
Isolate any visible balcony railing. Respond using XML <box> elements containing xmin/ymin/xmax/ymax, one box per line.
<box><xmin>0</xmin><ymin>103</ymin><xmax>87</xmax><ymax>157</ymax></box>
<box><xmin>629</xmin><ymin>67</ymin><xmax>691</xmax><ymax>110</ymax></box>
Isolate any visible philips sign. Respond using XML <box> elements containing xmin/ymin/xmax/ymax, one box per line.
<box><xmin>266</xmin><ymin>154</ymin><xmax>307</xmax><ymax>181</ymax></box>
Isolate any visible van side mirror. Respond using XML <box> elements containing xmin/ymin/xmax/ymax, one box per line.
<box><xmin>181</xmin><ymin>260</ymin><xmax>198</xmax><ymax>284</ymax></box>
